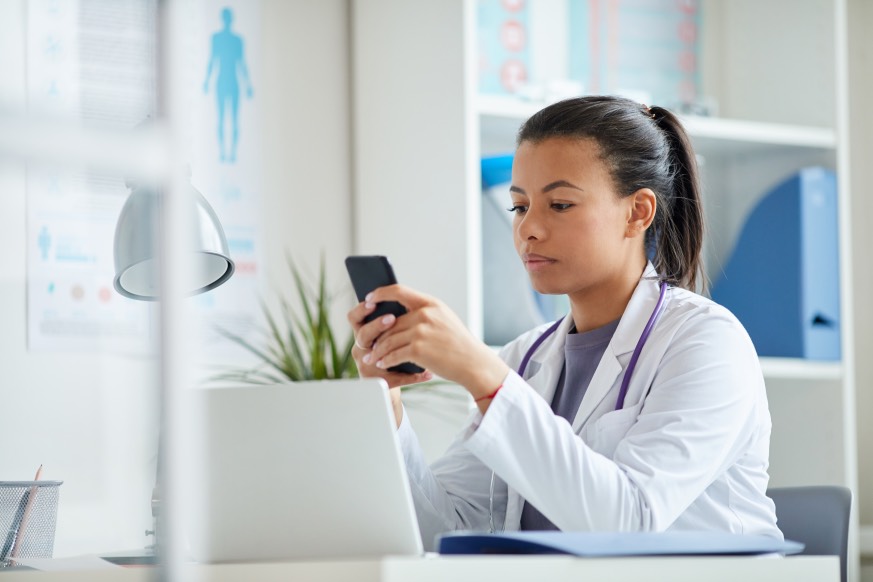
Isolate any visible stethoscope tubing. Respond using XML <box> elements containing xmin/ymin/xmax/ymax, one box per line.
<box><xmin>615</xmin><ymin>280</ymin><xmax>669</xmax><ymax>410</ymax></box>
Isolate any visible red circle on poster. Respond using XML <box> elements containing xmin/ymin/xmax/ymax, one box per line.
<box><xmin>501</xmin><ymin>20</ymin><xmax>526</xmax><ymax>52</ymax></box>
<box><xmin>500</xmin><ymin>60</ymin><xmax>527</xmax><ymax>93</ymax></box>
<box><xmin>99</xmin><ymin>287</ymin><xmax>111</xmax><ymax>303</ymax></box>
<box><xmin>678</xmin><ymin>20</ymin><xmax>697</xmax><ymax>44</ymax></box>
<box><xmin>501</xmin><ymin>0</ymin><xmax>524</xmax><ymax>13</ymax></box>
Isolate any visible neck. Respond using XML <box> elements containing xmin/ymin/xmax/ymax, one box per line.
<box><xmin>568</xmin><ymin>260</ymin><xmax>647</xmax><ymax>333</ymax></box>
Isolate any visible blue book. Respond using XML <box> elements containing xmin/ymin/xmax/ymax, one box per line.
<box><xmin>437</xmin><ymin>531</ymin><xmax>803</xmax><ymax>556</ymax></box>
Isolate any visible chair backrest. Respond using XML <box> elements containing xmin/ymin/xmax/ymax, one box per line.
<box><xmin>768</xmin><ymin>486</ymin><xmax>852</xmax><ymax>582</ymax></box>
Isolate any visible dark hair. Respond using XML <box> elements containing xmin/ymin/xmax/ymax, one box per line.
<box><xmin>516</xmin><ymin>95</ymin><xmax>705</xmax><ymax>292</ymax></box>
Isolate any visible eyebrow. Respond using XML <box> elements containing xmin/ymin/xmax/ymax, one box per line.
<box><xmin>509</xmin><ymin>180</ymin><xmax>585</xmax><ymax>195</ymax></box>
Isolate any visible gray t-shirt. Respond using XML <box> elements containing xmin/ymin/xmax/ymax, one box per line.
<box><xmin>519</xmin><ymin>318</ymin><xmax>620</xmax><ymax>531</ymax></box>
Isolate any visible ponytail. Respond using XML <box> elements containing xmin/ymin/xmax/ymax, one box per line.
<box><xmin>518</xmin><ymin>96</ymin><xmax>706</xmax><ymax>292</ymax></box>
<box><xmin>649</xmin><ymin>106</ymin><xmax>705</xmax><ymax>292</ymax></box>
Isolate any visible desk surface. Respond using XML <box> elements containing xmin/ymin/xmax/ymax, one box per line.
<box><xmin>1</xmin><ymin>555</ymin><xmax>839</xmax><ymax>582</ymax></box>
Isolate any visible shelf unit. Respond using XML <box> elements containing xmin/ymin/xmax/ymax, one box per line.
<box><xmin>480</xmin><ymin>94</ymin><xmax>839</xmax><ymax>154</ymax></box>
<box><xmin>352</xmin><ymin>0</ymin><xmax>857</xmax><ymax>577</ymax></box>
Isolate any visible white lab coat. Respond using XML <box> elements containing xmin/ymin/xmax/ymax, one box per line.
<box><xmin>397</xmin><ymin>263</ymin><xmax>782</xmax><ymax>550</ymax></box>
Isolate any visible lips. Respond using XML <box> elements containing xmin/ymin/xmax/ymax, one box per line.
<box><xmin>522</xmin><ymin>253</ymin><xmax>556</xmax><ymax>271</ymax></box>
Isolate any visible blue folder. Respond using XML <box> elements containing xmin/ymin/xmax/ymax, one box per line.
<box><xmin>710</xmin><ymin>167</ymin><xmax>840</xmax><ymax>360</ymax></box>
<box><xmin>437</xmin><ymin>531</ymin><xmax>803</xmax><ymax>556</ymax></box>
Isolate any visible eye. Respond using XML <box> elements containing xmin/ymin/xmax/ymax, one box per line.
<box><xmin>551</xmin><ymin>203</ymin><xmax>574</xmax><ymax>211</ymax></box>
<box><xmin>507</xmin><ymin>204</ymin><xmax>527</xmax><ymax>215</ymax></box>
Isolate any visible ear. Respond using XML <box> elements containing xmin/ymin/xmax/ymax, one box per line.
<box><xmin>625</xmin><ymin>188</ymin><xmax>657</xmax><ymax>238</ymax></box>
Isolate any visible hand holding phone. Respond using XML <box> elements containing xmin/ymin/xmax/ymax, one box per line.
<box><xmin>345</xmin><ymin>255</ymin><xmax>425</xmax><ymax>374</ymax></box>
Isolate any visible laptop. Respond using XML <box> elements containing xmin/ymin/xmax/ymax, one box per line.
<box><xmin>183</xmin><ymin>379</ymin><xmax>424</xmax><ymax>563</ymax></box>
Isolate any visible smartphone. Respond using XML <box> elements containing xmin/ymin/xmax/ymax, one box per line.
<box><xmin>344</xmin><ymin>255</ymin><xmax>425</xmax><ymax>374</ymax></box>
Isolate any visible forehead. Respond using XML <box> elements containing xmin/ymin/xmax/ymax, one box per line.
<box><xmin>512</xmin><ymin>137</ymin><xmax>610</xmax><ymax>182</ymax></box>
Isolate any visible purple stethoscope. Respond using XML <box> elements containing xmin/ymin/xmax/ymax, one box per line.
<box><xmin>517</xmin><ymin>279</ymin><xmax>670</xmax><ymax>412</ymax></box>
<box><xmin>488</xmin><ymin>279</ymin><xmax>670</xmax><ymax>533</ymax></box>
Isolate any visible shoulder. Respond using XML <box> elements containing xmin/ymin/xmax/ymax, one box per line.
<box><xmin>663</xmin><ymin>286</ymin><xmax>751</xmax><ymax>340</ymax></box>
<box><xmin>656</xmin><ymin>286</ymin><xmax>763</xmax><ymax>386</ymax></box>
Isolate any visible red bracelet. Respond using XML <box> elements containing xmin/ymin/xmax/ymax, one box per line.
<box><xmin>475</xmin><ymin>384</ymin><xmax>503</xmax><ymax>403</ymax></box>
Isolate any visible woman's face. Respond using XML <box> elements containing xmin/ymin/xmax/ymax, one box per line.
<box><xmin>510</xmin><ymin>137</ymin><xmax>645</xmax><ymax>300</ymax></box>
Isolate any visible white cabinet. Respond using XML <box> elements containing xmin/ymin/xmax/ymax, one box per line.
<box><xmin>352</xmin><ymin>0</ymin><xmax>857</xmax><ymax>575</ymax></box>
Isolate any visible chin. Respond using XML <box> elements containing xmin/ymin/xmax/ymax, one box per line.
<box><xmin>528</xmin><ymin>280</ymin><xmax>564</xmax><ymax>296</ymax></box>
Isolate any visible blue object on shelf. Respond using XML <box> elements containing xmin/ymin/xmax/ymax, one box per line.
<box><xmin>710</xmin><ymin>167</ymin><xmax>840</xmax><ymax>360</ymax></box>
<box><xmin>437</xmin><ymin>531</ymin><xmax>804</xmax><ymax>556</ymax></box>
<box><xmin>481</xmin><ymin>153</ymin><xmax>514</xmax><ymax>189</ymax></box>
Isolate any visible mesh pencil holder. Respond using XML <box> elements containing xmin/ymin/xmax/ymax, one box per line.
<box><xmin>0</xmin><ymin>481</ymin><xmax>63</xmax><ymax>564</ymax></box>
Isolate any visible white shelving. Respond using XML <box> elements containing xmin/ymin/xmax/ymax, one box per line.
<box><xmin>759</xmin><ymin>357</ymin><xmax>843</xmax><ymax>381</ymax></box>
<box><xmin>480</xmin><ymin>94</ymin><xmax>837</xmax><ymax>157</ymax></box>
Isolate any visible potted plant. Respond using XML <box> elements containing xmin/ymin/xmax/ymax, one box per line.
<box><xmin>211</xmin><ymin>255</ymin><xmax>358</xmax><ymax>384</ymax></box>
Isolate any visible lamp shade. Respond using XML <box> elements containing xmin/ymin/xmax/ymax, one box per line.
<box><xmin>113</xmin><ymin>185</ymin><xmax>235</xmax><ymax>300</ymax></box>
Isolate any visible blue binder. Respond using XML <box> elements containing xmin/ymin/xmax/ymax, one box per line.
<box><xmin>710</xmin><ymin>167</ymin><xmax>840</xmax><ymax>360</ymax></box>
<box><xmin>437</xmin><ymin>531</ymin><xmax>803</xmax><ymax>556</ymax></box>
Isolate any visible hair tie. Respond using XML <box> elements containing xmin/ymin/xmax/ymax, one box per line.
<box><xmin>643</xmin><ymin>104</ymin><xmax>656</xmax><ymax>120</ymax></box>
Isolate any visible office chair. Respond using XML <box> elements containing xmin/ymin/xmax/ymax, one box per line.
<box><xmin>768</xmin><ymin>486</ymin><xmax>852</xmax><ymax>582</ymax></box>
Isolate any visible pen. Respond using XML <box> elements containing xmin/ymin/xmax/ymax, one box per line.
<box><xmin>3</xmin><ymin>465</ymin><xmax>43</xmax><ymax>561</ymax></box>
<box><xmin>0</xmin><ymin>492</ymin><xmax>28</xmax><ymax>561</ymax></box>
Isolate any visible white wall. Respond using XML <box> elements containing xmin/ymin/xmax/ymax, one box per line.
<box><xmin>259</xmin><ymin>0</ymin><xmax>353</xmax><ymax>300</ymax></box>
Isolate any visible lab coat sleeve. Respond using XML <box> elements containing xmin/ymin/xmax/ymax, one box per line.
<box><xmin>396</xmin><ymin>403</ymin><xmax>508</xmax><ymax>550</ymax></box>
<box><xmin>464</xmin><ymin>307</ymin><xmax>763</xmax><ymax>532</ymax></box>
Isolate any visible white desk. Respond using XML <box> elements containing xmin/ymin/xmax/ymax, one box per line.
<box><xmin>2</xmin><ymin>555</ymin><xmax>839</xmax><ymax>582</ymax></box>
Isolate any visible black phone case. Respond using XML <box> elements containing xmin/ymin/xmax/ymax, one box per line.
<box><xmin>345</xmin><ymin>256</ymin><xmax>425</xmax><ymax>375</ymax></box>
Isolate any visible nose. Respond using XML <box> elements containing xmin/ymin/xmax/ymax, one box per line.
<box><xmin>515</xmin><ymin>206</ymin><xmax>545</xmax><ymax>242</ymax></box>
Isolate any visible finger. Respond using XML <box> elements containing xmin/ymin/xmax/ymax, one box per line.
<box><xmin>367</xmin><ymin>328</ymin><xmax>423</xmax><ymax>372</ymax></box>
<box><xmin>346</xmin><ymin>299</ymin><xmax>377</xmax><ymax>331</ymax></box>
<box><xmin>364</xmin><ymin>323</ymin><xmax>412</xmax><ymax>365</ymax></box>
<box><xmin>365</xmin><ymin>284</ymin><xmax>435</xmax><ymax>312</ymax></box>
<box><xmin>356</xmin><ymin>312</ymin><xmax>398</xmax><ymax>351</ymax></box>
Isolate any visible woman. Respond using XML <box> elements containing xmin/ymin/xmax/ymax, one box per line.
<box><xmin>347</xmin><ymin>96</ymin><xmax>782</xmax><ymax>549</ymax></box>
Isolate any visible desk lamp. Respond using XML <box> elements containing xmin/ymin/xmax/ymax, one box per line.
<box><xmin>112</xmin><ymin>178</ymin><xmax>234</xmax><ymax>557</ymax></box>
<box><xmin>113</xmin><ymin>181</ymin><xmax>234</xmax><ymax>299</ymax></box>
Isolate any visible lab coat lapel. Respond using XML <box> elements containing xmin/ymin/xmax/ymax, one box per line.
<box><xmin>571</xmin><ymin>265</ymin><xmax>662</xmax><ymax>431</ymax></box>
<box><xmin>519</xmin><ymin>315</ymin><xmax>576</xmax><ymax>404</ymax></box>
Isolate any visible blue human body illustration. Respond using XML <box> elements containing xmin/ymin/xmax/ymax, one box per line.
<box><xmin>203</xmin><ymin>7</ymin><xmax>253</xmax><ymax>163</ymax></box>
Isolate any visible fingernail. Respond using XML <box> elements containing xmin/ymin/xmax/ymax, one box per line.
<box><xmin>362</xmin><ymin>354</ymin><xmax>371</xmax><ymax>364</ymax></box>
<box><xmin>381</xmin><ymin>314</ymin><xmax>395</xmax><ymax>325</ymax></box>
<box><xmin>365</xmin><ymin>292</ymin><xmax>374</xmax><ymax>303</ymax></box>
<box><xmin>375</xmin><ymin>360</ymin><xmax>385</xmax><ymax>369</ymax></box>
<box><xmin>365</xmin><ymin>301</ymin><xmax>375</xmax><ymax>310</ymax></box>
